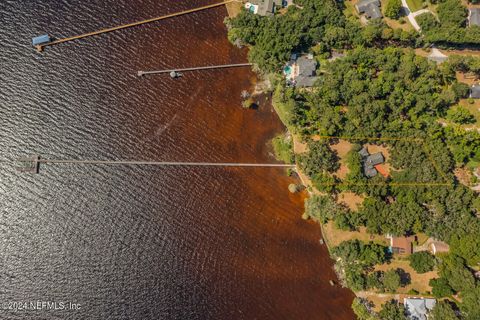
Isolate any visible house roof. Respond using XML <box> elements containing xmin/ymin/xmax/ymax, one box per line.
<box><xmin>365</xmin><ymin>152</ymin><xmax>384</xmax><ymax>166</ymax></box>
<box><xmin>430</xmin><ymin>240</ymin><xmax>450</xmax><ymax>255</ymax></box>
<box><xmin>250</xmin><ymin>0</ymin><xmax>275</xmax><ymax>16</ymax></box>
<box><xmin>374</xmin><ymin>164</ymin><xmax>389</xmax><ymax>178</ymax></box>
<box><xmin>390</xmin><ymin>236</ymin><xmax>414</xmax><ymax>255</ymax></box>
<box><xmin>356</xmin><ymin>0</ymin><xmax>382</xmax><ymax>19</ymax></box>
<box><xmin>359</xmin><ymin>147</ymin><xmax>370</xmax><ymax>158</ymax></box>
<box><xmin>471</xmin><ymin>84</ymin><xmax>480</xmax><ymax>99</ymax></box>
<box><xmin>404</xmin><ymin>298</ymin><xmax>436</xmax><ymax>320</ymax></box>
<box><xmin>470</xmin><ymin>8</ymin><xmax>480</xmax><ymax>26</ymax></box>
<box><xmin>364</xmin><ymin>166</ymin><xmax>378</xmax><ymax>178</ymax></box>
<box><xmin>294</xmin><ymin>55</ymin><xmax>318</xmax><ymax>87</ymax></box>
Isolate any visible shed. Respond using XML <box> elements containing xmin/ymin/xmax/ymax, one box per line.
<box><xmin>470</xmin><ymin>84</ymin><xmax>480</xmax><ymax>99</ymax></box>
<box><xmin>469</xmin><ymin>8</ymin><xmax>480</xmax><ymax>26</ymax></box>
<box><xmin>32</xmin><ymin>34</ymin><xmax>51</xmax><ymax>46</ymax></box>
<box><xmin>430</xmin><ymin>240</ymin><xmax>450</xmax><ymax>255</ymax></box>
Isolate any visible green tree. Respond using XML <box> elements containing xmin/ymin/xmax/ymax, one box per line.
<box><xmin>446</xmin><ymin>107</ymin><xmax>475</xmax><ymax>124</ymax></box>
<box><xmin>385</xmin><ymin>0</ymin><xmax>402</xmax><ymax>19</ymax></box>
<box><xmin>382</xmin><ymin>269</ymin><xmax>402</xmax><ymax>292</ymax></box>
<box><xmin>378</xmin><ymin>300</ymin><xmax>407</xmax><ymax>320</ymax></box>
<box><xmin>430</xmin><ymin>278</ymin><xmax>454</xmax><ymax>298</ymax></box>
<box><xmin>430</xmin><ymin>301</ymin><xmax>459</xmax><ymax>320</ymax></box>
<box><xmin>352</xmin><ymin>298</ymin><xmax>379</xmax><ymax>320</ymax></box>
<box><xmin>409</xmin><ymin>251</ymin><xmax>436</xmax><ymax>273</ymax></box>
<box><xmin>298</xmin><ymin>140</ymin><xmax>339</xmax><ymax>177</ymax></box>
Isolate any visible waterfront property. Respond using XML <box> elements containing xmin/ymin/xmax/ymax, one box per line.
<box><xmin>404</xmin><ymin>297</ymin><xmax>436</xmax><ymax>320</ymax></box>
<box><xmin>284</xmin><ymin>54</ymin><xmax>318</xmax><ymax>88</ymax></box>
<box><xmin>387</xmin><ymin>235</ymin><xmax>414</xmax><ymax>255</ymax></box>
<box><xmin>469</xmin><ymin>8</ymin><xmax>480</xmax><ymax>27</ymax></box>
<box><xmin>470</xmin><ymin>84</ymin><xmax>480</xmax><ymax>99</ymax></box>
<box><xmin>244</xmin><ymin>0</ymin><xmax>284</xmax><ymax>16</ymax></box>
<box><xmin>355</xmin><ymin>0</ymin><xmax>383</xmax><ymax>20</ymax></box>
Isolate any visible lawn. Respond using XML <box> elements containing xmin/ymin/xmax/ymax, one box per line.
<box><xmin>406</xmin><ymin>0</ymin><xmax>424</xmax><ymax>12</ymax></box>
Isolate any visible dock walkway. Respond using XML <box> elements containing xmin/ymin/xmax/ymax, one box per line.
<box><xmin>15</xmin><ymin>157</ymin><xmax>295</xmax><ymax>173</ymax></box>
<box><xmin>35</xmin><ymin>0</ymin><xmax>237</xmax><ymax>51</ymax></box>
<box><xmin>137</xmin><ymin>63</ymin><xmax>253</xmax><ymax>76</ymax></box>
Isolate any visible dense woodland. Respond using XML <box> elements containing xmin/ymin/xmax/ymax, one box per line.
<box><xmin>226</xmin><ymin>0</ymin><xmax>480</xmax><ymax>318</ymax></box>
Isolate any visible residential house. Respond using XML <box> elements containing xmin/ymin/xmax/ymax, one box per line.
<box><xmin>245</xmin><ymin>0</ymin><xmax>284</xmax><ymax>16</ymax></box>
<box><xmin>284</xmin><ymin>54</ymin><xmax>319</xmax><ymax>88</ymax></box>
<box><xmin>404</xmin><ymin>298</ymin><xmax>436</xmax><ymax>320</ymax></box>
<box><xmin>358</xmin><ymin>147</ymin><xmax>385</xmax><ymax>178</ymax></box>
<box><xmin>469</xmin><ymin>8</ymin><xmax>480</xmax><ymax>27</ymax></box>
<box><xmin>355</xmin><ymin>0</ymin><xmax>383</xmax><ymax>20</ymax></box>
<box><xmin>388</xmin><ymin>235</ymin><xmax>414</xmax><ymax>255</ymax></box>
<box><xmin>470</xmin><ymin>84</ymin><xmax>480</xmax><ymax>99</ymax></box>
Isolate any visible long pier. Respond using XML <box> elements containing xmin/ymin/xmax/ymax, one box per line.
<box><xmin>37</xmin><ymin>159</ymin><xmax>294</xmax><ymax>168</ymax></box>
<box><xmin>137</xmin><ymin>63</ymin><xmax>253</xmax><ymax>76</ymax></box>
<box><xmin>15</xmin><ymin>157</ymin><xmax>295</xmax><ymax>173</ymax></box>
<box><xmin>35</xmin><ymin>0</ymin><xmax>236</xmax><ymax>52</ymax></box>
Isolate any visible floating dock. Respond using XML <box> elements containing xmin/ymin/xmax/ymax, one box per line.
<box><xmin>15</xmin><ymin>155</ymin><xmax>40</xmax><ymax>173</ymax></box>
<box><xmin>33</xmin><ymin>1</ymin><xmax>236</xmax><ymax>52</ymax></box>
<box><xmin>137</xmin><ymin>63</ymin><xmax>253</xmax><ymax>77</ymax></box>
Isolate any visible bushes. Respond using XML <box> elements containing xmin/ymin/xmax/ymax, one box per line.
<box><xmin>297</xmin><ymin>140</ymin><xmax>339</xmax><ymax>176</ymax></box>
<box><xmin>446</xmin><ymin>107</ymin><xmax>475</xmax><ymax>124</ymax></box>
<box><xmin>385</xmin><ymin>0</ymin><xmax>402</xmax><ymax>19</ymax></box>
<box><xmin>437</xmin><ymin>0</ymin><xmax>468</xmax><ymax>28</ymax></box>
<box><xmin>304</xmin><ymin>194</ymin><xmax>346</xmax><ymax>222</ymax></box>
<box><xmin>271</xmin><ymin>134</ymin><xmax>294</xmax><ymax>164</ymax></box>
<box><xmin>409</xmin><ymin>251</ymin><xmax>436</xmax><ymax>273</ymax></box>
<box><xmin>430</xmin><ymin>277</ymin><xmax>454</xmax><ymax>298</ymax></box>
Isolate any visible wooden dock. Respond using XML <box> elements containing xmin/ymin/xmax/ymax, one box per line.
<box><xmin>137</xmin><ymin>63</ymin><xmax>253</xmax><ymax>76</ymax></box>
<box><xmin>15</xmin><ymin>156</ymin><xmax>295</xmax><ymax>173</ymax></box>
<box><xmin>35</xmin><ymin>0</ymin><xmax>237</xmax><ymax>52</ymax></box>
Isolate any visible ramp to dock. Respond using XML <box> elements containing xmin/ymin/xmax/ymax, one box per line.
<box><xmin>137</xmin><ymin>63</ymin><xmax>253</xmax><ymax>76</ymax></box>
<box><xmin>35</xmin><ymin>0</ymin><xmax>237</xmax><ymax>51</ymax></box>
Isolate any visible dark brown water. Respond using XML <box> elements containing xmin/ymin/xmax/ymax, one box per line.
<box><xmin>0</xmin><ymin>0</ymin><xmax>355</xmax><ymax>319</ymax></box>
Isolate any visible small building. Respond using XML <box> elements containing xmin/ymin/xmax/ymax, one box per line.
<box><xmin>355</xmin><ymin>0</ymin><xmax>382</xmax><ymax>20</ymax></box>
<box><xmin>388</xmin><ymin>235</ymin><xmax>414</xmax><ymax>255</ymax></box>
<box><xmin>32</xmin><ymin>34</ymin><xmax>51</xmax><ymax>46</ymax></box>
<box><xmin>284</xmin><ymin>54</ymin><xmax>318</xmax><ymax>88</ymax></box>
<box><xmin>245</xmin><ymin>0</ymin><xmax>284</xmax><ymax>16</ymax></box>
<box><xmin>430</xmin><ymin>240</ymin><xmax>450</xmax><ymax>255</ymax></box>
<box><xmin>404</xmin><ymin>298</ymin><xmax>436</xmax><ymax>320</ymax></box>
<box><xmin>470</xmin><ymin>84</ymin><xmax>480</xmax><ymax>99</ymax></box>
<box><xmin>359</xmin><ymin>147</ymin><xmax>385</xmax><ymax>178</ymax></box>
<box><xmin>469</xmin><ymin>8</ymin><xmax>480</xmax><ymax>27</ymax></box>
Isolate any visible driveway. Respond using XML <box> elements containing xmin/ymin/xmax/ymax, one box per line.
<box><xmin>400</xmin><ymin>0</ymin><xmax>432</xmax><ymax>32</ymax></box>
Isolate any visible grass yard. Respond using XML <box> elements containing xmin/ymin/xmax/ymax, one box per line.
<box><xmin>406</xmin><ymin>0</ymin><xmax>424</xmax><ymax>12</ymax></box>
<box><xmin>375</xmin><ymin>258</ymin><xmax>438</xmax><ymax>295</ymax></box>
<box><xmin>458</xmin><ymin>99</ymin><xmax>480</xmax><ymax>128</ymax></box>
<box><xmin>322</xmin><ymin>221</ymin><xmax>389</xmax><ymax>247</ymax></box>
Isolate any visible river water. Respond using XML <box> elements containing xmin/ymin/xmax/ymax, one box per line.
<box><xmin>0</xmin><ymin>0</ymin><xmax>354</xmax><ymax>319</ymax></box>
